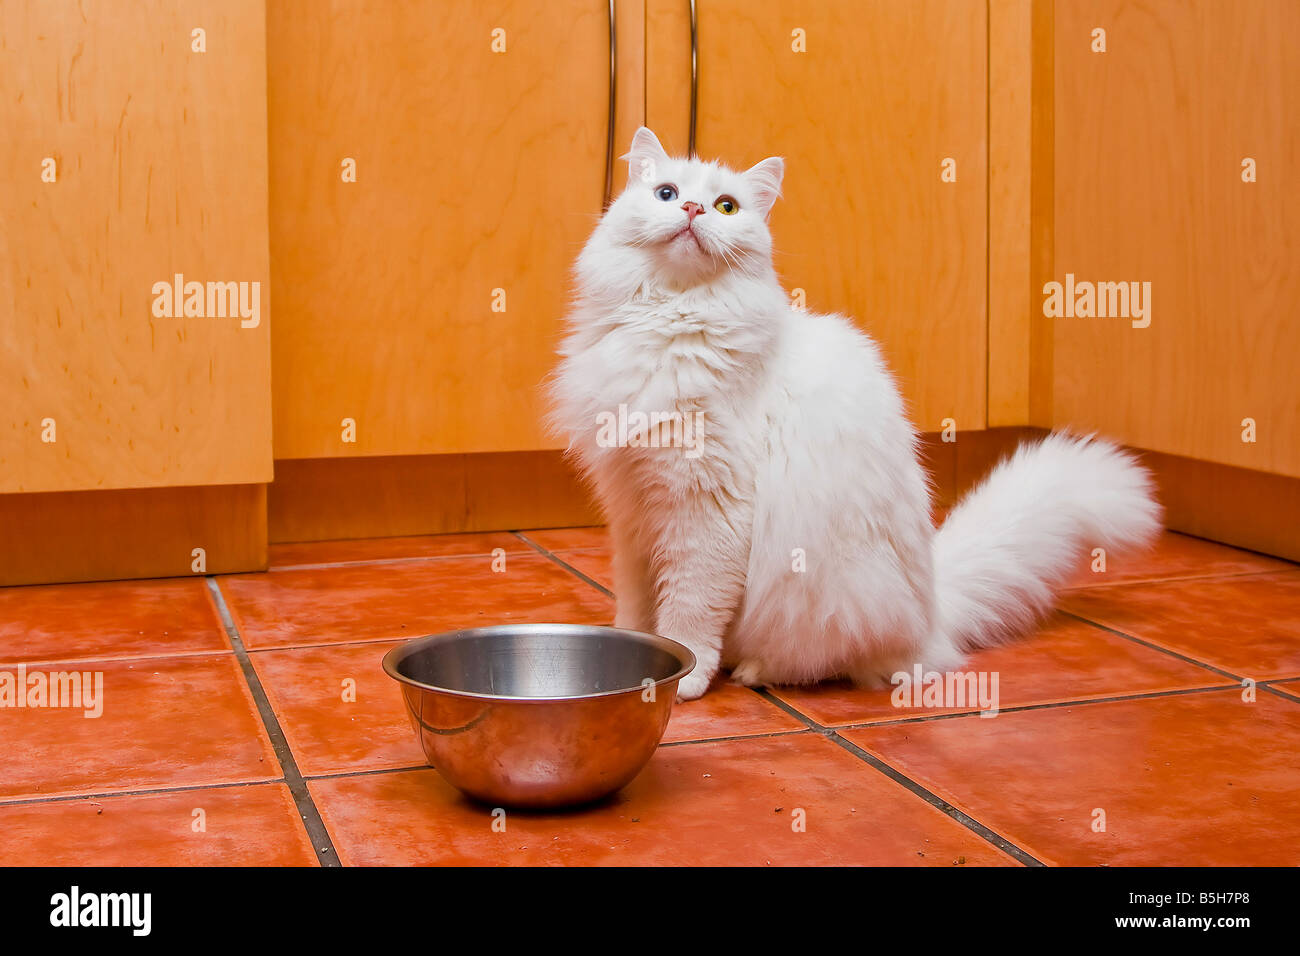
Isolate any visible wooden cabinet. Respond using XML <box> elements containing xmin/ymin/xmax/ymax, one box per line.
<box><xmin>266</xmin><ymin>0</ymin><xmax>644</xmax><ymax>460</ymax></box>
<box><xmin>4</xmin><ymin>0</ymin><xmax>1297</xmax><ymax>582</ymax></box>
<box><xmin>0</xmin><ymin>0</ymin><xmax>272</xmax><ymax>494</ymax></box>
<box><xmin>1050</xmin><ymin>0</ymin><xmax>1299</xmax><ymax>478</ymax></box>
<box><xmin>647</xmin><ymin>0</ymin><xmax>990</xmax><ymax>433</ymax></box>
<box><xmin>269</xmin><ymin>0</ymin><xmax>989</xmax><ymax>457</ymax></box>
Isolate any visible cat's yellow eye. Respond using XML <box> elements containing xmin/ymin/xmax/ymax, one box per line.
<box><xmin>714</xmin><ymin>195</ymin><xmax>739</xmax><ymax>215</ymax></box>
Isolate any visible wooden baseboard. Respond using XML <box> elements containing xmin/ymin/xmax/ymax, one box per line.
<box><xmin>931</xmin><ymin>426</ymin><xmax>1300</xmax><ymax>562</ymax></box>
<box><xmin>1140</xmin><ymin>450</ymin><xmax>1300</xmax><ymax>563</ymax></box>
<box><xmin>922</xmin><ymin>426</ymin><xmax>1046</xmax><ymax>508</ymax></box>
<box><xmin>271</xmin><ymin>432</ymin><xmax>1038</xmax><ymax>544</ymax></box>
<box><xmin>268</xmin><ymin>450</ymin><xmax>601</xmax><ymax>543</ymax></box>
<box><xmin>4</xmin><ymin>436</ymin><xmax>1294</xmax><ymax>586</ymax></box>
<box><xmin>0</xmin><ymin>483</ymin><xmax>267</xmax><ymax>587</ymax></box>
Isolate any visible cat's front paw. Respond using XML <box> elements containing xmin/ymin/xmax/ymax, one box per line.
<box><xmin>675</xmin><ymin>670</ymin><xmax>712</xmax><ymax>702</ymax></box>
<box><xmin>729</xmin><ymin>659</ymin><xmax>766</xmax><ymax>687</ymax></box>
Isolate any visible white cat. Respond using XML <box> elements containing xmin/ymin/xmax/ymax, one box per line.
<box><xmin>551</xmin><ymin>127</ymin><xmax>1160</xmax><ymax>701</ymax></box>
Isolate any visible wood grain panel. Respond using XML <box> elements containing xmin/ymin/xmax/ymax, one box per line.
<box><xmin>1142</xmin><ymin>450</ymin><xmax>1300</xmax><ymax>563</ymax></box>
<box><xmin>612</xmin><ymin>0</ymin><xmax>649</xmax><ymax>196</ymax></box>
<box><xmin>0</xmin><ymin>483</ymin><xmax>266</xmax><ymax>586</ymax></box>
<box><xmin>267</xmin><ymin>0</ymin><xmax>616</xmax><ymax>459</ymax></box>
<box><xmin>0</xmin><ymin>0</ymin><xmax>273</xmax><ymax>493</ymax></box>
<box><xmin>1053</xmin><ymin>0</ymin><xmax>1299</xmax><ymax>475</ymax></box>
<box><xmin>988</xmin><ymin>0</ymin><xmax>1033</xmax><ymax>426</ymax></box>
<box><xmin>647</xmin><ymin>0</ymin><xmax>989</xmax><ymax>432</ymax></box>
<box><xmin>1028</xmin><ymin>0</ymin><xmax>1055</xmax><ymax>427</ymax></box>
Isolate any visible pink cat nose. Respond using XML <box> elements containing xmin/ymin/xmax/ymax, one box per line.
<box><xmin>681</xmin><ymin>201</ymin><xmax>704</xmax><ymax>221</ymax></box>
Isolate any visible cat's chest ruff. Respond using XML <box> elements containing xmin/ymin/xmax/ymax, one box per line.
<box><xmin>607</xmin><ymin>299</ymin><xmax>756</xmax><ymax>380</ymax></box>
<box><xmin>618</xmin><ymin>296</ymin><xmax>730</xmax><ymax>344</ymax></box>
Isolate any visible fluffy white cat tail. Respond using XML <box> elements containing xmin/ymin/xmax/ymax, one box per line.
<box><xmin>931</xmin><ymin>432</ymin><xmax>1161</xmax><ymax>652</ymax></box>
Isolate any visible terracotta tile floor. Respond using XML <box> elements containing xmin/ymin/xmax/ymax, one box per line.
<box><xmin>1</xmin><ymin>527</ymin><xmax>1297</xmax><ymax>866</ymax></box>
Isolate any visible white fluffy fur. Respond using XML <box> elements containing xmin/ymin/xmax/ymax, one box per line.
<box><xmin>550</xmin><ymin>128</ymin><xmax>1162</xmax><ymax>700</ymax></box>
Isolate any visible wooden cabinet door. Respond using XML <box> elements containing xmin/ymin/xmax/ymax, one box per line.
<box><xmin>268</xmin><ymin>0</ymin><xmax>634</xmax><ymax>460</ymax></box>
<box><xmin>648</xmin><ymin>0</ymin><xmax>989</xmax><ymax>433</ymax></box>
<box><xmin>0</xmin><ymin>0</ymin><xmax>273</xmax><ymax>494</ymax></box>
<box><xmin>1053</xmin><ymin>0</ymin><xmax>1300</xmax><ymax>477</ymax></box>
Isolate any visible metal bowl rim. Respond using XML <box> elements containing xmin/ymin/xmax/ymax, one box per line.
<box><xmin>380</xmin><ymin>622</ymin><xmax>697</xmax><ymax>703</ymax></box>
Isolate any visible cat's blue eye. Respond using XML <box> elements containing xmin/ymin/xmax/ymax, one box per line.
<box><xmin>654</xmin><ymin>184</ymin><xmax>678</xmax><ymax>202</ymax></box>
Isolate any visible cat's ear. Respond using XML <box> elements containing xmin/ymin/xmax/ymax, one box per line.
<box><xmin>623</xmin><ymin>127</ymin><xmax>670</xmax><ymax>184</ymax></box>
<box><xmin>744</xmin><ymin>157</ymin><xmax>785</xmax><ymax>219</ymax></box>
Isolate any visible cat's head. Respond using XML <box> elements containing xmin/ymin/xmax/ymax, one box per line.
<box><xmin>596</xmin><ymin>127</ymin><xmax>784</xmax><ymax>285</ymax></box>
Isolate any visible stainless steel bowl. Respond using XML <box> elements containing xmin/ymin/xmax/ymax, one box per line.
<box><xmin>382</xmin><ymin>623</ymin><xmax>696</xmax><ymax>808</ymax></box>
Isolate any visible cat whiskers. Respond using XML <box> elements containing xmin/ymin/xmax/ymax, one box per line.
<box><xmin>715</xmin><ymin>239</ymin><xmax>758</xmax><ymax>274</ymax></box>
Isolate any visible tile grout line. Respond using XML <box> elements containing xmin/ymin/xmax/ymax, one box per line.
<box><xmin>205</xmin><ymin>577</ymin><xmax>340</xmax><ymax>867</ymax></box>
<box><xmin>657</xmin><ymin>726</ymin><xmax>813</xmax><ymax>748</ymax></box>
<box><xmin>0</xmin><ymin>647</ymin><xmax>234</xmax><ymax>670</ymax></box>
<box><xmin>1059</xmin><ymin>610</ymin><xmax>1242</xmax><ymax>680</ymax></box>
<box><xmin>828</xmin><ymin>733</ymin><xmax>1047</xmax><ymax>866</ymax></box>
<box><xmin>268</xmin><ymin>548</ymin><xmax>538</xmax><ymax>573</ymax></box>
<box><xmin>752</xmin><ymin>688</ymin><xmax>1045</xmax><ymax>867</ymax></box>
<box><xmin>0</xmin><ymin>777</ymin><xmax>287</xmax><ymax>810</ymax></box>
<box><xmin>831</xmin><ymin>682</ymin><xmax>1242</xmax><ymax>730</ymax></box>
<box><xmin>304</xmin><ymin>764</ymin><xmax>437</xmax><ymax>783</ymax></box>
<box><xmin>511</xmin><ymin>531</ymin><xmax>616</xmax><ymax>598</ymax></box>
<box><xmin>1058</xmin><ymin>609</ymin><xmax>1300</xmax><ymax>703</ymax></box>
<box><xmin>1063</xmin><ymin>565</ymin><xmax>1300</xmax><ymax>591</ymax></box>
